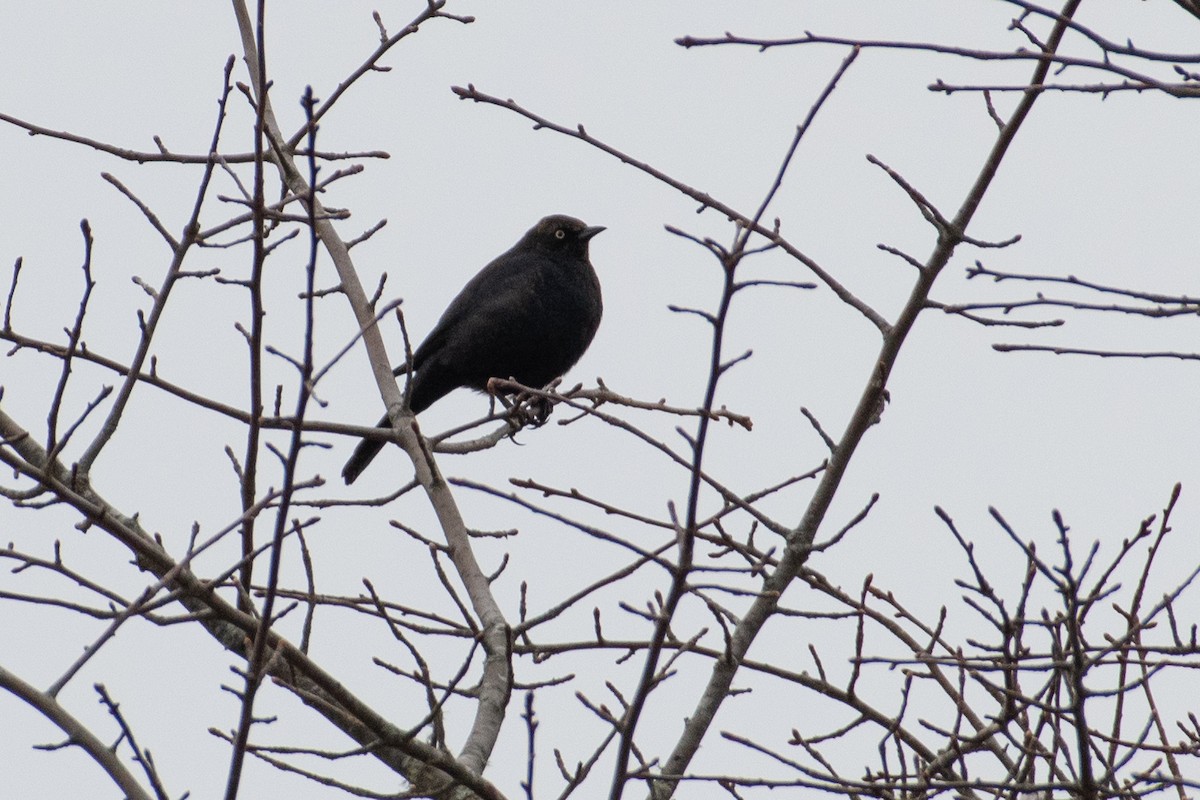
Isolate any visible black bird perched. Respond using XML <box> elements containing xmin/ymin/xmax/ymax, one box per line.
<box><xmin>342</xmin><ymin>214</ymin><xmax>605</xmax><ymax>484</ymax></box>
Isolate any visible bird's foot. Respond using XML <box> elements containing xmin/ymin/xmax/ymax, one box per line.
<box><xmin>501</xmin><ymin>391</ymin><xmax>553</xmax><ymax>430</ymax></box>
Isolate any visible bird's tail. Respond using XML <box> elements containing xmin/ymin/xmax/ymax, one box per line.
<box><xmin>341</xmin><ymin>413</ymin><xmax>390</xmax><ymax>485</ymax></box>
<box><xmin>342</xmin><ymin>362</ymin><xmax>449</xmax><ymax>484</ymax></box>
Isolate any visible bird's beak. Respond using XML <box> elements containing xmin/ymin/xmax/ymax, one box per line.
<box><xmin>580</xmin><ymin>225</ymin><xmax>606</xmax><ymax>241</ymax></box>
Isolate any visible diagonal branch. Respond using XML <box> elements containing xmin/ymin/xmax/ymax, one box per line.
<box><xmin>0</xmin><ymin>665</ymin><xmax>154</xmax><ymax>800</ymax></box>
<box><xmin>76</xmin><ymin>57</ymin><xmax>236</xmax><ymax>477</ymax></box>
<box><xmin>0</xmin><ymin>404</ymin><xmax>507</xmax><ymax>800</ymax></box>
<box><xmin>229</xmin><ymin>0</ymin><xmax>512</xmax><ymax>784</ymax></box>
<box><xmin>650</xmin><ymin>2</ymin><xmax>1085</xmax><ymax>797</ymax></box>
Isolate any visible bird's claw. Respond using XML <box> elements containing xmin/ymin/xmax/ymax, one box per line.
<box><xmin>505</xmin><ymin>392</ymin><xmax>554</xmax><ymax>429</ymax></box>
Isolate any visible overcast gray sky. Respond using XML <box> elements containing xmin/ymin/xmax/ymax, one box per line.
<box><xmin>2</xmin><ymin>2</ymin><xmax>1198</xmax><ymax>797</ymax></box>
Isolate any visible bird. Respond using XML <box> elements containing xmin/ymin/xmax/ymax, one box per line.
<box><xmin>341</xmin><ymin>214</ymin><xmax>605</xmax><ymax>484</ymax></box>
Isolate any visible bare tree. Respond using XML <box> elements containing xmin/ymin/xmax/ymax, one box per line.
<box><xmin>2</xmin><ymin>2</ymin><xmax>1197</xmax><ymax>798</ymax></box>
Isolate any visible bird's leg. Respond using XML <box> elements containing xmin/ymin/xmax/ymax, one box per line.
<box><xmin>490</xmin><ymin>391</ymin><xmax>526</xmax><ymax>437</ymax></box>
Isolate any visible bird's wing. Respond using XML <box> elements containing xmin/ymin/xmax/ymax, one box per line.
<box><xmin>410</xmin><ymin>250</ymin><xmax>544</xmax><ymax>368</ymax></box>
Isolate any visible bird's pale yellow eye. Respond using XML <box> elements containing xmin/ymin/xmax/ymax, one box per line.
<box><xmin>555</xmin><ymin>229</ymin><xmax>566</xmax><ymax>239</ymax></box>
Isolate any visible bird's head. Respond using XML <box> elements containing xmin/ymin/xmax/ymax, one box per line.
<box><xmin>525</xmin><ymin>214</ymin><xmax>605</xmax><ymax>255</ymax></box>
